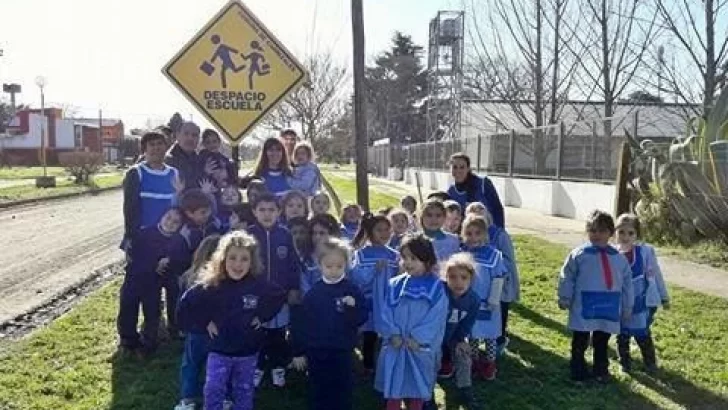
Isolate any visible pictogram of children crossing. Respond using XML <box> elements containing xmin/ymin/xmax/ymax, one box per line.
<box><xmin>200</xmin><ymin>35</ymin><xmax>271</xmax><ymax>89</ymax></box>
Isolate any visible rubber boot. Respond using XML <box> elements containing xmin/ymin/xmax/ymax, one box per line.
<box><xmin>636</xmin><ymin>334</ymin><xmax>658</xmax><ymax>373</ymax></box>
<box><xmin>617</xmin><ymin>334</ymin><xmax>632</xmax><ymax>373</ymax></box>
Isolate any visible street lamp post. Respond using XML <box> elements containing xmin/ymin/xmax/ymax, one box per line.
<box><xmin>35</xmin><ymin>76</ymin><xmax>47</xmax><ymax>177</ymax></box>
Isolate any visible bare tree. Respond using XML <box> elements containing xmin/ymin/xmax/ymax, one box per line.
<box><xmin>264</xmin><ymin>50</ymin><xmax>349</xmax><ymax>152</ymax></box>
<box><xmin>464</xmin><ymin>0</ymin><xmax>582</xmax><ymax>173</ymax></box>
<box><xmin>563</xmin><ymin>0</ymin><xmax>659</xmax><ymax>130</ymax></box>
<box><xmin>650</xmin><ymin>0</ymin><xmax>728</xmax><ymax>119</ymax></box>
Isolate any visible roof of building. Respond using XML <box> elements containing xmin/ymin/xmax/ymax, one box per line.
<box><xmin>461</xmin><ymin>100</ymin><xmax>698</xmax><ymax>139</ymax></box>
<box><xmin>74</xmin><ymin>118</ymin><xmax>123</xmax><ymax>127</ymax></box>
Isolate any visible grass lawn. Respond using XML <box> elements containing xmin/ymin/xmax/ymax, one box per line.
<box><xmin>0</xmin><ymin>180</ymin><xmax>727</xmax><ymax>409</ymax></box>
<box><xmin>0</xmin><ymin>166</ymin><xmax>68</xmax><ymax>180</ymax></box>
<box><xmin>0</xmin><ymin>173</ymin><xmax>124</xmax><ymax>204</ymax></box>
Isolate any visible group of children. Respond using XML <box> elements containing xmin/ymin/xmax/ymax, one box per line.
<box><xmin>119</xmin><ymin>134</ymin><xmax>670</xmax><ymax>410</ymax></box>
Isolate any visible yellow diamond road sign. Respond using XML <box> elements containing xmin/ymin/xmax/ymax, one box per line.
<box><xmin>163</xmin><ymin>0</ymin><xmax>308</xmax><ymax>143</ymax></box>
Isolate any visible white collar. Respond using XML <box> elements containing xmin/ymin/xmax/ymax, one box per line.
<box><xmin>322</xmin><ymin>273</ymin><xmax>345</xmax><ymax>284</ymax></box>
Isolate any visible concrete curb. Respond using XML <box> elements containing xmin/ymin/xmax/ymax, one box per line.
<box><xmin>0</xmin><ymin>185</ymin><xmax>122</xmax><ymax>210</ymax></box>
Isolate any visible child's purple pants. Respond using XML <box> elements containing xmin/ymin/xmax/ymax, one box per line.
<box><xmin>204</xmin><ymin>352</ymin><xmax>258</xmax><ymax>410</ymax></box>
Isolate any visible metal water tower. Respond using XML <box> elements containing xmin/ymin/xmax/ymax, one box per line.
<box><xmin>426</xmin><ymin>10</ymin><xmax>465</xmax><ymax>141</ymax></box>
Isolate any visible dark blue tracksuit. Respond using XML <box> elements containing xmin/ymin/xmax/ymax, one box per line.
<box><xmin>248</xmin><ymin>223</ymin><xmax>300</xmax><ymax>369</ymax></box>
<box><xmin>117</xmin><ymin>225</ymin><xmax>183</xmax><ymax>349</ymax></box>
<box><xmin>163</xmin><ymin>217</ymin><xmax>223</xmax><ymax>331</ymax></box>
<box><xmin>176</xmin><ymin>277</ymin><xmax>286</xmax><ymax>402</ymax></box>
<box><xmin>292</xmin><ymin>279</ymin><xmax>367</xmax><ymax>410</ymax></box>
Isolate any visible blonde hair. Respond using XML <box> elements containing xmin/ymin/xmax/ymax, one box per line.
<box><xmin>465</xmin><ymin>202</ymin><xmax>492</xmax><ymax>224</ymax></box>
<box><xmin>292</xmin><ymin>140</ymin><xmax>315</xmax><ymax>164</ymax></box>
<box><xmin>181</xmin><ymin>234</ymin><xmax>222</xmax><ymax>288</ymax></box>
<box><xmin>441</xmin><ymin>252</ymin><xmax>476</xmax><ymax>279</ymax></box>
<box><xmin>461</xmin><ymin>215</ymin><xmax>490</xmax><ymax>243</ymax></box>
<box><xmin>316</xmin><ymin>237</ymin><xmax>352</xmax><ymax>265</ymax></box>
<box><xmin>616</xmin><ymin>213</ymin><xmax>641</xmax><ymax>237</ymax></box>
<box><xmin>200</xmin><ymin>231</ymin><xmax>262</xmax><ymax>288</ymax></box>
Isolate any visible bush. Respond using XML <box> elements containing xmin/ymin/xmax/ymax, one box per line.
<box><xmin>58</xmin><ymin>152</ymin><xmax>104</xmax><ymax>185</ymax></box>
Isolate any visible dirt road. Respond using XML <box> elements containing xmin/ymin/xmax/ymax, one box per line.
<box><xmin>0</xmin><ymin>191</ymin><xmax>124</xmax><ymax>324</ymax></box>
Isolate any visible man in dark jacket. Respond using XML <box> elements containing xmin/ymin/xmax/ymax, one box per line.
<box><xmin>165</xmin><ymin>121</ymin><xmax>203</xmax><ymax>192</ymax></box>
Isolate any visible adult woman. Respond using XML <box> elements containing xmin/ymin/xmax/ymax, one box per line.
<box><xmin>446</xmin><ymin>152</ymin><xmax>505</xmax><ymax>228</ymax></box>
<box><xmin>251</xmin><ymin>137</ymin><xmax>293</xmax><ymax>196</ymax></box>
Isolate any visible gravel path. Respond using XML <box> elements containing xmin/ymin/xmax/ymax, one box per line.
<box><xmin>0</xmin><ymin>190</ymin><xmax>124</xmax><ymax>325</ymax></box>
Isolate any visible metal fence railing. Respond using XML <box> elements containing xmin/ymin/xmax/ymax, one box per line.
<box><xmin>368</xmin><ymin>113</ymin><xmax>662</xmax><ymax>184</ymax></box>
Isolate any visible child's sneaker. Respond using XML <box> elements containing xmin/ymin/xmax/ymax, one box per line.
<box><xmin>271</xmin><ymin>367</ymin><xmax>286</xmax><ymax>387</ymax></box>
<box><xmin>437</xmin><ymin>359</ymin><xmax>454</xmax><ymax>379</ymax></box>
<box><xmin>173</xmin><ymin>399</ymin><xmax>196</xmax><ymax>410</ymax></box>
<box><xmin>254</xmin><ymin>368</ymin><xmax>264</xmax><ymax>388</ymax></box>
<box><xmin>482</xmin><ymin>361</ymin><xmax>497</xmax><ymax>381</ymax></box>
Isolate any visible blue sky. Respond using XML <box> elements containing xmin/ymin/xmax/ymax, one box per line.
<box><xmin>0</xmin><ymin>0</ymin><xmax>451</xmax><ymax>130</ymax></box>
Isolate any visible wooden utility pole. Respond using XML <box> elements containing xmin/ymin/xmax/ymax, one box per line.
<box><xmin>351</xmin><ymin>0</ymin><xmax>369</xmax><ymax>210</ymax></box>
<box><xmin>613</xmin><ymin>141</ymin><xmax>631</xmax><ymax>217</ymax></box>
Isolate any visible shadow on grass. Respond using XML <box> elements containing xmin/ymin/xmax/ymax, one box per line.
<box><xmin>505</xmin><ymin>305</ymin><xmax>728</xmax><ymax>410</ymax></box>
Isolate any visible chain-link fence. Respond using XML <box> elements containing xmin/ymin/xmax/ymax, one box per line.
<box><xmin>368</xmin><ymin>113</ymin><xmax>665</xmax><ymax>184</ymax></box>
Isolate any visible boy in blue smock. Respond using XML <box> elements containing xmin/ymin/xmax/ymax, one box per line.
<box><xmin>558</xmin><ymin>210</ymin><xmax>634</xmax><ymax>383</ymax></box>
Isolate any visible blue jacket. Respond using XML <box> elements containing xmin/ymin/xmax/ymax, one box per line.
<box><xmin>447</xmin><ymin>173</ymin><xmax>505</xmax><ymax>228</ymax></box>
<box><xmin>169</xmin><ymin>218</ymin><xmax>223</xmax><ymax>276</ymax></box>
<box><xmin>126</xmin><ymin>225</ymin><xmax>184</xmax><ymax>278</ymax></box>
<box><xmin>443</xmin><ymin>285</ymin><xmax>479</xmax><ymax>347</ymax></box>
<box><xmin>259</xmin><ymin>168</ymin><xmax>291</xmax><ymax>196</ymax></box>
<box><xmin>247</xmin><ymin>223</ymin><xmax>300</xmax><ymax>291</ymax></box>
<box><xmin>288</xmin><ymin>162</ymin><xmax>322</xmax><ymax>196</ymax></box>
<box><xmin>292</xmin><ymin>278</ymin><xmax>367</xmax><ymax>355</ymax></box>
<box><xmin>341</xmin><ymin>222</ymin><xmax>359</xmax><ymax>242</ymax></box>
<box><xmin>177</xmin><ymin>276</ymin><xmax>286</xmax><ymax>356</ymax></box>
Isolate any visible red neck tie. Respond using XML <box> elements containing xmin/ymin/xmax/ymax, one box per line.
<box><xmin>599</xmin><ymin>248</ymin><xmax>614</xmax><ymax>290</ymax></box>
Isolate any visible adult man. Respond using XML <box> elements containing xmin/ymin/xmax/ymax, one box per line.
<box><xmin>279</xmin><ymin>129</ymin><xmax>298</xmax><ymax>161</ymax></box>
<box><xmin>122</xmin><ymin>131</ymin><xmax>180</xmax><ymax>250</ymax></box>
<box><xmin>165</xmin><ymin>121</ymin><xmax>204</xmax><ymax>191</ymax></box>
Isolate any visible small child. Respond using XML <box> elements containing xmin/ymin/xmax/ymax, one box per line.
<box><xmin>288</xmin><ymin>141</ymin><xmax>322</xmax><ymax>197</ymax></box>
<box><xmin>246</xmin><ymin>178</ymin><xmax>268</xmax><ymax>204</ymax></box>
<box><xmin>420</xmin><ymin>199</ymin><xmax>461</xmax><ymax>264</ymax></box>
<box><xmin>443</xmin><ymin>200</ymin><xmax>463</xmax><ymax>234</ymax></box>
<box><xmin>438</xmin><ymin>253</ymin><xmax>480</xmax><ymax>409</ymax></box>
<box><xmin>288</xmin><ymin>216</ymin><xmax>312</xmax><ymax>262</ymax></box>
<box><xmin>614</xmin><ymin>213</ymin><xmax>669</xmax><ymax>374</ymax></box>
<box><xmin>558</xmin><ymin>210</ymin><xmax>634</xmax><ymax>383</ymax></box>
<box><xmin>350</xmin><ymin>213</ymin><xmax>400</xmax><ymax>374</ymax></box>
<box><xmin>167</xmin><ymin>190</ymin><xmax>221</xmax><ymax>336</ymax></box>
<box><xmin>479</xmin><ymin>207</ymin><xmax>521</xmax><ymax>356</ymax></box>
<box><xmin>247</xmin><ymin>193</ymin><xmax>301</xmax><ymax>388</ymax></box>
<box><xmin>340</xmin><ymin>203</ymin><xmax>363</xmax><ymax>242</ymax></box>
<box><xmin>174</xmin><ymin>235</ymin><xmax>222</xmax><ymax>410</ymax></box>
<box><xmin>400</xmin><ymin>195</ymin><xmax>418</xmax><ymax>232</ymax></box>
<box><xmin>229</xmin><ymin>203</ymin><xmax>251</xmax><ymax>232</ymax></box>
<box><xmin>281</xmin><ymin>190</ymin><xmax>309</xmax><ymax>223</ymax></box>
<box><xmin>177</xmin><ymin>231</ymin><xmax>286</xmax><ymax>410</ymax></box>
<box><xmin>117</xmin><ymin>207</ymin><xmax>184</xmax><ymax>356</ymax></box>
<box><xmin>387</xmin><ymin>208</ymin><xmax>410</xmax><ymax>250</ymax></box>
<box><xmin>199</xmin><ymin>128</ymin><xmax>238</xmax><ymax>189</ymax></box>
<box><xmin>310</xmin><ymin>191</ymin><xmax>332</xmax><ymax>216</ymax></box>
<box><xmin>291</xmin><ymin>238</ymin><xmax>368</xmax><ymax>410</ymax></box>
<box><xmin>465</xmin><ymin>202</ymin><xmax>487</xmax><ymax>218</ymax></box>
<box><xmin>374</xmin><ymin>233</ymin><xmax>448</xmax><ymax>410</ymax></box>
<box><xmin>461</xmin><ymin>215</ymin><xmax>507</xmax><ymax>380</ymax></box>
<box><xmin>218</xmin><ymin>186</ymin><xmax>242</xmax><ymax>233</ymax></box>
<box><xmin>301</xmin><ymin>214</ymin><xmax>342</xmax><ymax>295</ymax></box>
<box><xmin>427</xmin><ymin>191</ymin><xmax>450</xmax><ymax>202</ymax></box>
